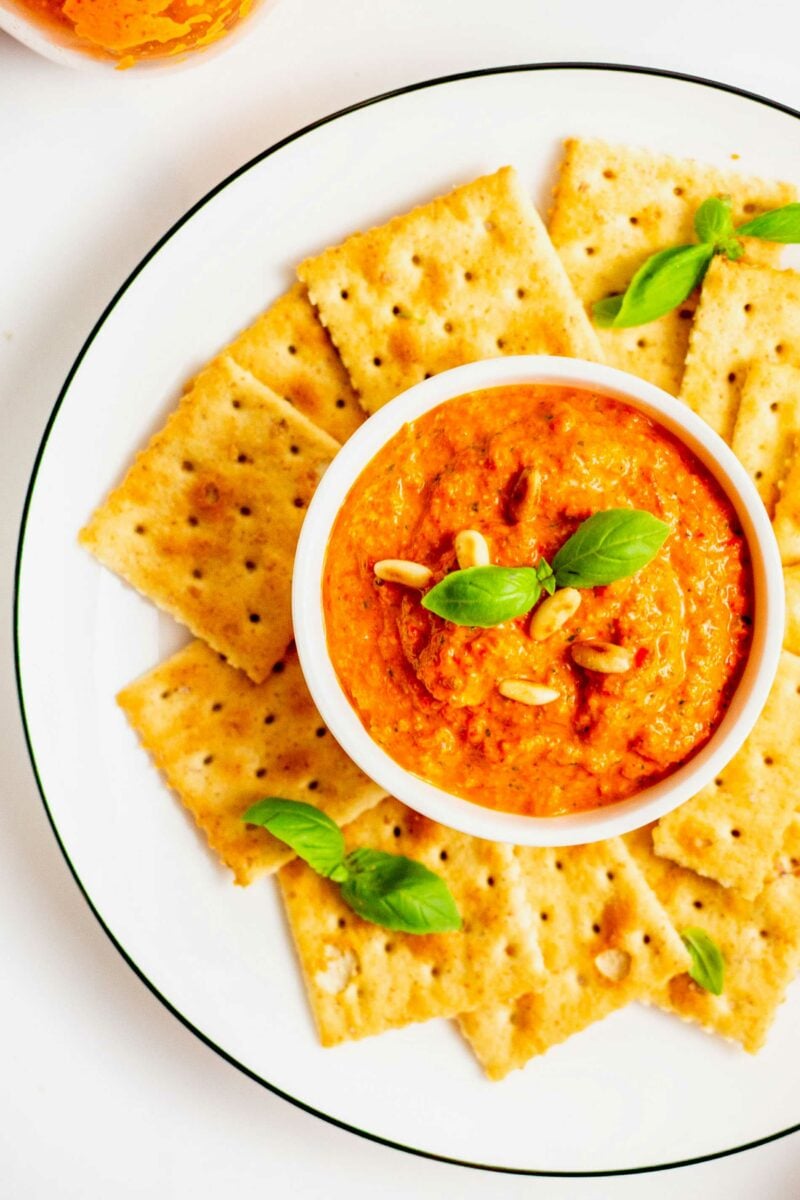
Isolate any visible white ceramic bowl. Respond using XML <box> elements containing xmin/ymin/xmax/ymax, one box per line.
<box><xmin>293</xmin><ymin>356</ymin><xmax>784</xmax><ymax>846</ymax></box>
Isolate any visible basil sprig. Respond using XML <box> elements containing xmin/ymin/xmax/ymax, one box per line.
<box><xmin>243</xmin><ymin>798</ymin><xmax>461</xmax><ymax>934</ymax></box>
<box><xmin>681</xmin><ymin>927</ymin><xmax>725</xmax><ymax>995</ymax></box>
<box><xmin>593</xmin><ymin>195</ymin><xmax>800</xmax><ymax>330</ymax></box>
<box><xmin>422</xmin><ymin>508</ymin><xmax>668</xmax><ymax>628</ymax></box>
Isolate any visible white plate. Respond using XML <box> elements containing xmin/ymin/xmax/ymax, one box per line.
<box><xmin>15</xmin><ymin>65</ymin><xmax>800</xmax><ymax>1176</ymax></box>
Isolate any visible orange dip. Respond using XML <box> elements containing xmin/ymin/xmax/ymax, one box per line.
<box><xmin>323</xmin><ymin>385</ymin><xmax>753</xmax><ymax>817</ymax></box>
<box><xmin>12</xmin><ymin>0</ymin><xmax>256</xmax><ymax>65</ymax></box>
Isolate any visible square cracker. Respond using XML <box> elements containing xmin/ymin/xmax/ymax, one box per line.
<box><xmin>117</xmin><ymin>639</ymin><xmax>385</xmax><ymax>885</ymax></box>
<box><xmin>458</xmin><ymin>839</ymin><xmax>689</xmax><ymax>1079</ymax></box>
<box><xmin>730</xmin><ymin>362</ymin><xmax>800</xmax><ymax>515</ymax></box>
<box><xmin>297</xmin><ymin>166</ymin><xmax>602</xmax><ymax>414</ymax></box>
<box><xmin>680</xmin><ymin>259</ymin><xmax>800</xmax><ymax>442</ymax></box>
<box><xmin>628</xmin><ymin>822</ymin><xmax>800</xmax><ymax>1052</ymax></box>
<box><xmin>773</xmin><ymin>436</ymin><xmax>800</xmax><ymax>564</ymax></box>
<box><xmin>223</xmin><ymin>283</ymin><xmax>364</xmax><ymax>444</ymax></box>
<box><xmin>548</xmin><ymin>138</ymin><xmax>794</xmax><ymax>397</ymax></box>
<box><xmin>79</xmin><ymin>355</ymin><xmax>339</xmax><ymax>683</ymax></box>
<box><xmin>278</xmin><ymin>797</ymin><xmax>546</xmax><ymax>1046</ymax></box>
<box><xmin>784</xmin><ymin>565</ymin><xmax>800</xmax><ymax>654</ymax></box>
<box><xmin>653</xmin><ymin>650</ymin><xmax>800</xmax><ymax>899</ymax></box>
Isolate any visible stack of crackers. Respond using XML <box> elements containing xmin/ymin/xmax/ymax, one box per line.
<box><xmin>80</xmin><ymin>141</ymin><xmax>800</xmax><ymax>1078</ymax></box>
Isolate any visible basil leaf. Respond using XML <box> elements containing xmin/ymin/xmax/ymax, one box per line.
<box><xmin>422</xmin><ymin>565</ymin><xmax>543</xmax><ymax>627</ymax></box>
<box><xmin>681</xmin><ymin>927</ymin><xmax>725</xmax><ymax>995</ymax></box>
<box><xmin>243</xmin><ymin>798</ymin><xmax>347</xmax><ymax>879</ymax></box>
<box><xmin>606</xmin><ymin>243</ymin><xmax>715</xmax><ymax>328</ymax></box>
<box><xmin>736</xmin><ymin>202</ymin><xmax>800</xmax><ymax>243</ymax></box>
<box><xmin>592</xmin><ymin>295</ymin><xmax>623</xmax><ymax>328</ymax></box>
<box><xmin>694</xmin><ymin>195</ymin><xmax>733</xmax><ymax>244</ymax></box>
<box><xmin>340</xmin><ymin>849</ymin><xmax>461</xmax><ymax>934</ymax></box>
<box><xmin>552</xmin><ymin>509</ymin><xmax>670</xmax><ymax>588</ymax></box>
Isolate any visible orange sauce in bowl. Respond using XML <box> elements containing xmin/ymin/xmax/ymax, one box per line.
<box><xmin>9</xmin><ymin>0</ymin><xmax>258</xmax><ymax>66</ymax></box>
<box><xmin>323</xmin><ymin>384</ymin><xmax>753</xmax><ymax>818</ymax></box>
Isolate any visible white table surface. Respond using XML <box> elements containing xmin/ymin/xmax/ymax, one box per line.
<box><xmin>2</xmin><ymin>2</ymin><xmax>800</xmax><ymax>1195</ymax></box>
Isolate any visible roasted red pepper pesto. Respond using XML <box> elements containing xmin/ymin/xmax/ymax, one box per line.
<box><xmin>323</xmin><ymin>385</ymin><xmax>753</xmax><ymax>816</ymax></box>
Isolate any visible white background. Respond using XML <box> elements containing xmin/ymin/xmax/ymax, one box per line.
<box><xmin>2</xmin><ymin>2</ymin><xmax>800</xmax><ymax>1196</ymax></box>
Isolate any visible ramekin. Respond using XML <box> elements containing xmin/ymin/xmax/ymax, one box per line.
<box><xmin>292</xmin><ymin>356</ymin><xmax>784</xmax><ymax>846</ymax></box>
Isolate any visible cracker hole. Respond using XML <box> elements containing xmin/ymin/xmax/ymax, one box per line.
<box><xmin>393</xmin><ymin>826</ymin><xmax>402</xmax><ymax>838</ymax></box>
<box><xmin>505</xmin><ymin>944</ymin><xmax>517</xmax><ymax>957</ymax></box>
<box><xmin>439</xmin><ymin>849</ymin><xmax>448</xmax><ymax>862</ymax></box>
<box><xmin>592</xmin><ymin>923</ymin><xmax>601</xmax><ymax>934</ymax></box>
<box><xmin>629</xmin><ymin>215</ymin><xmax>639</xmax><ymax>225</ymax></box>
<box><xmin>764</xmin><ymin>755</ymin><xmax>774</xmax><ymax>765</ymax></box>
<box><xmin>232</xmin><ymin>399</ymin><xmax>241</xmax><ymax>409</ymax></box>
<box><xmin>315</xmin><ymin>727</ymin><xmax>327</xmax><ymax>738</ymax></box>
<box><xmin>727</xmin><ymin>372</ymin><xmax>737</xmax><ymax>383</ymax></box>
<box><xmin>678</xmin><ymin>308</ymin><xmax>692</xmax><ymax>320</ymax></box>
<box><xmin>743</xmin><ymin>202</ymin><xmax>757</xmax><ymax>214</ymax></box>
<box><xmin>384</xmin><ymin>942</ymin><xmax>394</xmax><ymax>953</ymax></box>
<box><xmin>585</xmin><ymin>246</ymin><xmax>596</xmax><ymax>256</ymax></box>
<box><xmin>287</xmin><ymin>344</ymin><xmax>297</xmax><ymax>356</ymax></box>
<box><xmin>237</xmin><ymin>453</ymin><xmax>250</xmax><ymax>464</ymax></box>
<box><xmin>338</xmin><ymin>917</ymin><xmax>347</xmax><ymax>928</ymax></box>
<box><xmin>431</xmin><ymin>966</ymin><xmax>440</xmax><ymax>978</ymax></box>
<box><xmin>160</xmin><ymin>690</ymin><xmax>171</xmax><ymax>700</ymax></box>
<box><xmin>187</xmin><ymin>516</ymin><xmax>198</xmax><ymax>527</ymax></box>
<box><xmin>775</xmin><ymin>343</ymin><xmax>785</xmax><ymax>355</ymax></box>
<box><xmin>464</xmin><ymin>270</ymin><xmax>473</xmax><ymax>282</ymax></box>
<box><xmin>264</xmin><ymin>714</ymin><xmax>275</xmax><ymax>725</ymax></box>
<box><xmin>636</xmin><ymin>338</ymin><xmax>647</xmax><ymax>348</ymax></box>
<box><xmin>307</xmin><ymin>780</ymin><xmax>319</xmax><ymax>791</ymax></box>
<box><xmin>755</xmin><ymin>470</ymin><xmax>764</xmax><ymax>480</ymax></box>
<box><xmin>373</xmin><ymin>357</ymin><xmax>382</xmax><ymax>367</ymax></box>
<box><xmin>555</xmin><ymin>860</ymin><xmax>563</xmax><ymax>870</ymax></box>
<box><xmin>606</xmin><ymin>871</ymin><xmax>615</xmax><ymax>881</ymax></box>
<box><xmin>715</xmin><ymin>777</ymin><xmax>724</xmax><ymax>787</ymax></box>
<box><xmin>244</xmin><ymin>560</ymin><xmax>256</xmax><ymax>572</ymax></box>
<box><xmin>272</xmin><ymin>661</ymin><xmax>285</xmax><ymax>674</ymax></box>
<box><xmin>424</xmin><ymin>372</ymin><xmax>432</xmax><ymax>379</ymax></box>
<box><xmin>517</xmin><ymin>287</ymin><xmax>526</xmax><ymax>299</ymax></box>
<box><xmin>674</xmin><ymin>186</ymin><xmax>684</xmax><ymax>196</ymax></box>
<box><xmin>486</xmin><ymin>875</ymin><xmax>495</xmax><ymax>887</ymax></box>
<box><xmin>643</xmin><ymin>934</ymin><xmax>651</xmax><ymax>944</ymax></box>
<box><xmin>540</xmin><ymin>911</ymin><xmax>549</xmax><ymax>921</ymax></box>
<box><xmin>290</xmin><ymin>444</ymin><xmax>299</xmax><ymax>454</ymax></box>
<box><xmin>731</xmin><ymin>828</ymin><xmax>741</xmax><ymax>838</ymax></box>
<box><xmin>182</xmin><ymin>460</ymin><xmax>194</xmax><ymax>472</ymax></box>
<box><xmin>771</xmin><ymin>402</ymin><xmax>779</xmax><ymax>412</ymax></box>
<box><xmin>760</xmin><ymin>929</ymin><xmax>769</xmax><ymax>938</ymax></box>
<box><xmin>411</xmin><ymin>254</ymin><xmax>421</xmax><ymax>265</ymax></box>
<box><xmin>249</xmin><ymin>613</ymin><xmax>261</xmax><ymax>624</ymax></box>
<box><xmin>603</xmin><ymin>168</ymin><xmax>616</xmax><ymax>180</ymax></box>
<box><xmin>293</xmin><ymin>497</ymin><xmax>305</xmax><ymax>508</ymax></box>
<box><xmin>134</xmin><ymin>524</ymin><xmax>146</xmax><ymax>535</ymax></box>
<box><xmin>255</xmin><ymin>768</ymin><xmax>266</xmax><ymax>778</ymax></box>
<box><xmin>335</xmin><ymin>399</ymin><xmax>346</xmax><ymax>409</ymax></box>
<box><xmin>744</xmin><ymin>303</ymin><xmax>753</xmax><ymax>313</ymax></box>
<box><xmin>340</xmin><ymin>289</ymin><xmax>349</xmax><ymax>300</ymax></box>
<box><xmin>192</xmin><ymin>568</ymin><xmax>203</xmax><ymax>580</ymax></box>
<box><xmin>496</xmin><ymin>338</ymin><xmax>505</xmax><ymax>350</ymax></box>
<box><xmin>240</xmin><ymin>506</ymin><xmax>251</xmax><ymax>516</ymax></box>
<box><xmin>211</xmin><ymin>702</ymin><xmax>223</xmax><ymax>712</ymax></box>
<box><xmin>203</xmin><ymin>754</ymin><xmax>214</xmax><ymax>765</ymax></box>
<box><xmin>444</xmin><ymin>321</ymin><xmax>453</xmax><ymax>333</ymax></box>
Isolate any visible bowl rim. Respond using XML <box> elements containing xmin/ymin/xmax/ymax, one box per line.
<box><xmin>292</xmin><ymin>354</ymin><xmax>784</xmax><ymax>846</ymax></box>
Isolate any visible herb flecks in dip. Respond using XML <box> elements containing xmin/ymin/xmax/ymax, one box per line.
<box><xmin>323</xmin><ymin>385</ymin><xmax>753</xmax><ymax>816</ymax></box>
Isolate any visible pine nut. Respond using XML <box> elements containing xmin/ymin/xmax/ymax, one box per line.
<box><xmin>455</xmin><ymin>529</ymin><xmax>490</xmax><ymax>569</ymax></box>
<box><xmin>374</xmin><ymin>559</ymin><xmax>433</xmax><ymax>587</ymax></box>
<box><xmin>594</xmin><ymin>948</ymin><xmax>632</xmax><ymax>982</ymax></box>
<box><xmin>507</xmin><ymin>466</ymin><xmax>541</xmax><ymax>523</ymax></box>
<box><xmin>571</xmin><ymin>641</ymin><xmax>633</xmax><ymax>674</ymax></box>
<box><xmin>498</xmin><ymin>679</ymin><xmax>560</xmax><ymax>706</ymax></box>
<box><xmin>530</xmin><ymin>588</ymin><xmax>582</xmax><ymax>641</ymax></box>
